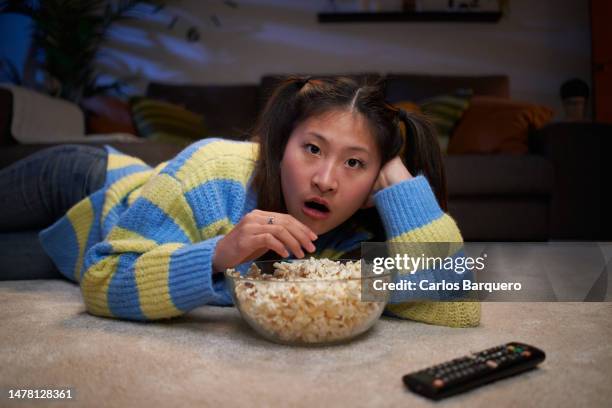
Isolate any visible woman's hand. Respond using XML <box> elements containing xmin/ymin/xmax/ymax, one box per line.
<box><xmin>363</xmin><ymin>156</ymin><xmax>413</xmax><ymax>208</ymax></box>
<box><xmin>212</xmin><ymin>210</ymin><xmax>318</xmax><ymax>273</ymax></box>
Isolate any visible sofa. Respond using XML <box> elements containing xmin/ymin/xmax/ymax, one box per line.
<box><xmin>144</xmin><ymin>74</ymin><xmax>552</xmax><ymax>242</ymax></box>
<box><xmin>0</xmin><ymin>74</ymin><xmax>610</xmax><ymax>280</ymax></box>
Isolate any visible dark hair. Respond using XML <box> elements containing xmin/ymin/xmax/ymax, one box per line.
<box><xmin>251</xmin><ymin>76</ymin><xmax>448</xmax><ymax>233</ymax></box>
<box><xmin>560</xmin><ymin>78</ymin><xmax>589</xmax><ymax>99</ymax></box>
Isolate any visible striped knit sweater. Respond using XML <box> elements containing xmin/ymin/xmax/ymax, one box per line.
<box><xmin>39</xmin><ymin>138</ymin><xmax>480</xmax><ymax>327</ymax></box>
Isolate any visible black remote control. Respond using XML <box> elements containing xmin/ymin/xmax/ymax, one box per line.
<box><xmin>403</xmin><ymin>342</ymin><xmax>546</xmax><ymax>400</ymax></box>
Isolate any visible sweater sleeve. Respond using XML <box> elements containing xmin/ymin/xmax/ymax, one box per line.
<box><xmin>80</xmin><ymin>172</ymin><xmax>232</xmax><ymax>321</ymax></box>
<box><xmin>373</xmin><ymin>175</ymin><xmax>481</xmax><ymax>328</ymax></box>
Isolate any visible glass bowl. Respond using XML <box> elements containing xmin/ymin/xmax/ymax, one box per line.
<box><xmin>224</xmin><ymin>259</ymin><xmax>392</xmax><ymax>346</ymax></box>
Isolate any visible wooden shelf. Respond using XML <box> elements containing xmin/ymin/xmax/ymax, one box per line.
<box><xmin>317</xmin><ymin>11</ymin><xmax>502</xmax><ymax>23</ymax></box>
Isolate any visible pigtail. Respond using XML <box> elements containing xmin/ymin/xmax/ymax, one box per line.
<box><xmin>398</xmin><ymin>109</ymin><xmax>448</xmax><ymax>212</ymax></box>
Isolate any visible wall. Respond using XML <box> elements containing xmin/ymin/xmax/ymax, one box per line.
<box><xmin>3</xmin><ymin>0</ymin><xmax>591</xmax><ymax>117</ymax></box>
<box><xmin>0</xmin><ymin>13</ymin><xmax>32</xmax><ymax>83</ymax></box>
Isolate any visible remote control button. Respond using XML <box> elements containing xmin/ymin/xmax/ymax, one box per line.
<box><xmin>507</xmin><ymin>345</ymin><xmax>515</xmax><ymax>352</ymax></box>
<box><xmin>521</xmin><ymin>350</ymin><xmax>532</xmax><ymax>357</ymax></box>
<box><xmin>486</xmin><ymin>360</ymin><xmax>498</xmax><ymax>369</ymax></box>
<box><xmin>432</xmin><ymin>379</ymin><xmax>445</xmax><ymax>388</ymax></box>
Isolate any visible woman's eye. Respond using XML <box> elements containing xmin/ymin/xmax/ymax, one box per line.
<box><xmin>305</xmin><ymin>144</ymin><xmax>320</xmax><ymax>155</ymax></box>
<box><xmin>346</xmin><ymin>158</ymin><xmax>364</xmax><ymax>169</ymax></box>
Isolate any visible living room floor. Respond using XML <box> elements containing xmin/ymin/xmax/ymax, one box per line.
<box><xmin>1</xmin><ymin>279</ymin><xmax>610</xmax><ymax>407</ymax></box>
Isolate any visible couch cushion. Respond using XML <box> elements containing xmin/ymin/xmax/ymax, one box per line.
<box><xmin>448</xmin><ymin>198</ymin><xmax>549</xmax><ymax>241</ymax></box>
<box><xmin>448</xmin><ymin>96</ymin><xmax>554</xmax><ymax>154</ymax></box>
<box><xmin>385</xmin><ymin>74</ymin><xmax>509</xmax><ymax>103</ymax></box>
<box><xmin>444</xmin><ymin>154</ymin><xmax>553</xmax><ymax>196</ymax></box>
<box><xmin>146</xmin><ymin>82</ymin><xmax>258</xmax><ymax>140</ymax></box>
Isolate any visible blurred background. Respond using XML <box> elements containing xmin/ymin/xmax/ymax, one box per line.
<box><xmin>0</xmin><ymin>0</ymin><xmax>602</xmax><ymax>116</ymax></box>
<box><xmin>0</xmin><ymin>0</ymin><xmax>610</xmax><ymax>245</ymax></box>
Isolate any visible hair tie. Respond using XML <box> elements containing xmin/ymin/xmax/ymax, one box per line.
<box><xmin>398</xmin><ymin>108</ymin><xmax>410</xmax><ymax>122</ymax></box>
<box><xmin>298</xmin><ymin>76</ymin><xmax>312</xmax><ymax>88</ymax></box>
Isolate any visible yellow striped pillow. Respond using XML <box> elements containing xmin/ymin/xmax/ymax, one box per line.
<box><xmin>130</xmin><ymin>97</ymin><xmax>207</xmax><ymax>146</ymax></box>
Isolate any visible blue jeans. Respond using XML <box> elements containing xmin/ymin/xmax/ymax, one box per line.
<box><xmin>0</xmin><ymin>145</ymin><xmax>107</xmax><ymax>279</ymax></box>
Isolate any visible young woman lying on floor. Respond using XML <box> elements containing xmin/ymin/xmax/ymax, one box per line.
<box><xmin>0</xmin><ymin>76</ymin><xmax>479</xmax><ymax>327</ymax></box>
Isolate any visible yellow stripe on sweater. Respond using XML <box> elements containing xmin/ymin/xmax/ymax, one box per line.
<box><xmin>200</xmin><ymin>217</ymin><xmax>233</xmax><ymax>238</ymax></box>
<box><xmin>127</xmin><ymin>186</ymin><xmax>143</xmax><ymax>206</ymax></box>
<box><xmin>318</xmin><ymin>249</ymin><xmax>344</xmax><ymax>260</ymax></box>
<box><xmin>107</xmin><ymin>227</ymin><xmax>158</xmax><ymax>253</ymax></box>
<box><xmin>387</xmin><ymin>214</ymin><xmax>464</xmax><ymax>272</ymax></box>
<box><xmin>385</xmin><ymin>301</ymin><xmax>481</xmax><ymax>328</ymax></box>
<box><xmin>152</xmin><ymin>161</ymin><xmax>169</xmax><ymax>176</ymax></box>
<box><xmin>126</xmin><ymin>162</ymin><xmax>169</xmax><ymax>206</ymax></box>
<box><xmin>106</xmin><ymin>152</ymin><xmax>147</xmax><ymax>170</ymax></box>
<box><xmin>80</xmin><ymin>256</ymin><xmax>119</xmax><ymax>318</ymax></box>
<box><xmin>174</xmin><ymin>141</ymin><xmax>258</xmax><ymax>191</ymax></box>
<box><xmin>66</xmin><ymin>198</ymin><xmax>94</xmax><ymax>282</ymax></box>
<box><xmin>102</xmin><ymin>170</ymin><xmax>152</xmax><ymax>222</ymax></box>
<box><xmin>389</xmin><ymin>214</ymin><xmax>463</xmax><ymax>244</ymax></box>
<box><xmin>134</xmin><ymin>243</ymin><xmax>184</xmax><ymax>320</ymax></box>
<box><xmin>139</xmin><ymin>174</ymin><xmax>200</xmax><ymax>243</ymax></box>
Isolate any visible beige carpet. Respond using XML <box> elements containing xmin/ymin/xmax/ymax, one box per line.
<box><xmin>1</xmin><ymin>280</ymin><xmax>611</xmax><ymax>408</ymax></box>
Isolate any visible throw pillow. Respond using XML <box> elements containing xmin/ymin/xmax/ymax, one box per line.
<box><xmin>447</xmin><ymin>96</ymin><xmax>554</xmax><ymax>154</ymax></box>
<box><xmin>393</xmin><ymin>90</ymin><xmax>472</xmax><ymax>154</ymax></box>
<box><xmin>130</xmin><ymin>97</ymin><xmax>207</xmax><ymax>146</ymax></box>
<box><xmin>81</xmin><ymin>95</ymin><xmax>137</xmax><ymax>135</ymax></box>
<box><xmin>419</xmin><ymin>90</ymin><xmax>472</xmax><ymax>153</ymax></box>
<box><xmin>0</xmin><ymin>84</ymin><xmax>85</xmax><ymax>143</ymax></box>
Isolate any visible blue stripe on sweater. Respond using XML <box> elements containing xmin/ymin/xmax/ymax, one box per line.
<box><xmin>243</xmin><ymin>177</ymin><xmax>258</xmax><ymax>213</ymax></box>
<box><xmin>335</xmin><ymin>230</ymin><xmax>372</xmax><ymax>253</ymax></box>
<box><xmin>168</xmin><ymin>236</ymin><xmax>230</xmax><ymax>311</ymax></box>
<box><xmin>115</xmin><ymin>197</ymin><xmax>191</xmax><ymax>244</ymax></box>
<box><xmin>80</xmin><ymin>191</ymin><xmax>106</xmax><ymax>281</ymax></box>
<box><xmin>104</xmin><ymin>145</ymin><xmax>125</xmax><ymax>156</ymax></box>
<box><xmin>374</xmin><ymin>175</ymin><xmax>444</xmax><ymax>237</ymax></box>
<box><xmin>38</xmin><ymin>216</ymin><xmax>79</xmax><ymax>282</ymax></box>
<box><xmin>107</xmin><ymin>252</ymin><xmax>146</xmax><ymax>320</ymax></box>
<box><xmin>102</xmin><ymin>201</ymin><xmax>129</xmax><ymax>238</ymax></box>
<box><xmin>184</xmin><ymin>179</ymin><xmax>247</xmax><ymax>229</ymax></box>
<box><xmin>83</xmin><ymin>241</ymin><xmax>114</xmax><ymax>274</ymax></box>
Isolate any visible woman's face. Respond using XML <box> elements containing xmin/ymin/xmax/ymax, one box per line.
<box><xmin>280</xmin><ymin>109</ymin><xmax>382</xmax><ymax>235</ymax></box>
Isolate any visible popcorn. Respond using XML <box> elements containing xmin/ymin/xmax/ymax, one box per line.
<box><xmin>226</xmin><ymin>258</ymin><xmax>385</xmax><ymax>344</ymax></box>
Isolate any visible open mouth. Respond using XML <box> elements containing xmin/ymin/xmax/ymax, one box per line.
<box><xmin>304</xmin><ymin>200</ymin><xmax>330</xmax><ymax>213</ymax></box>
